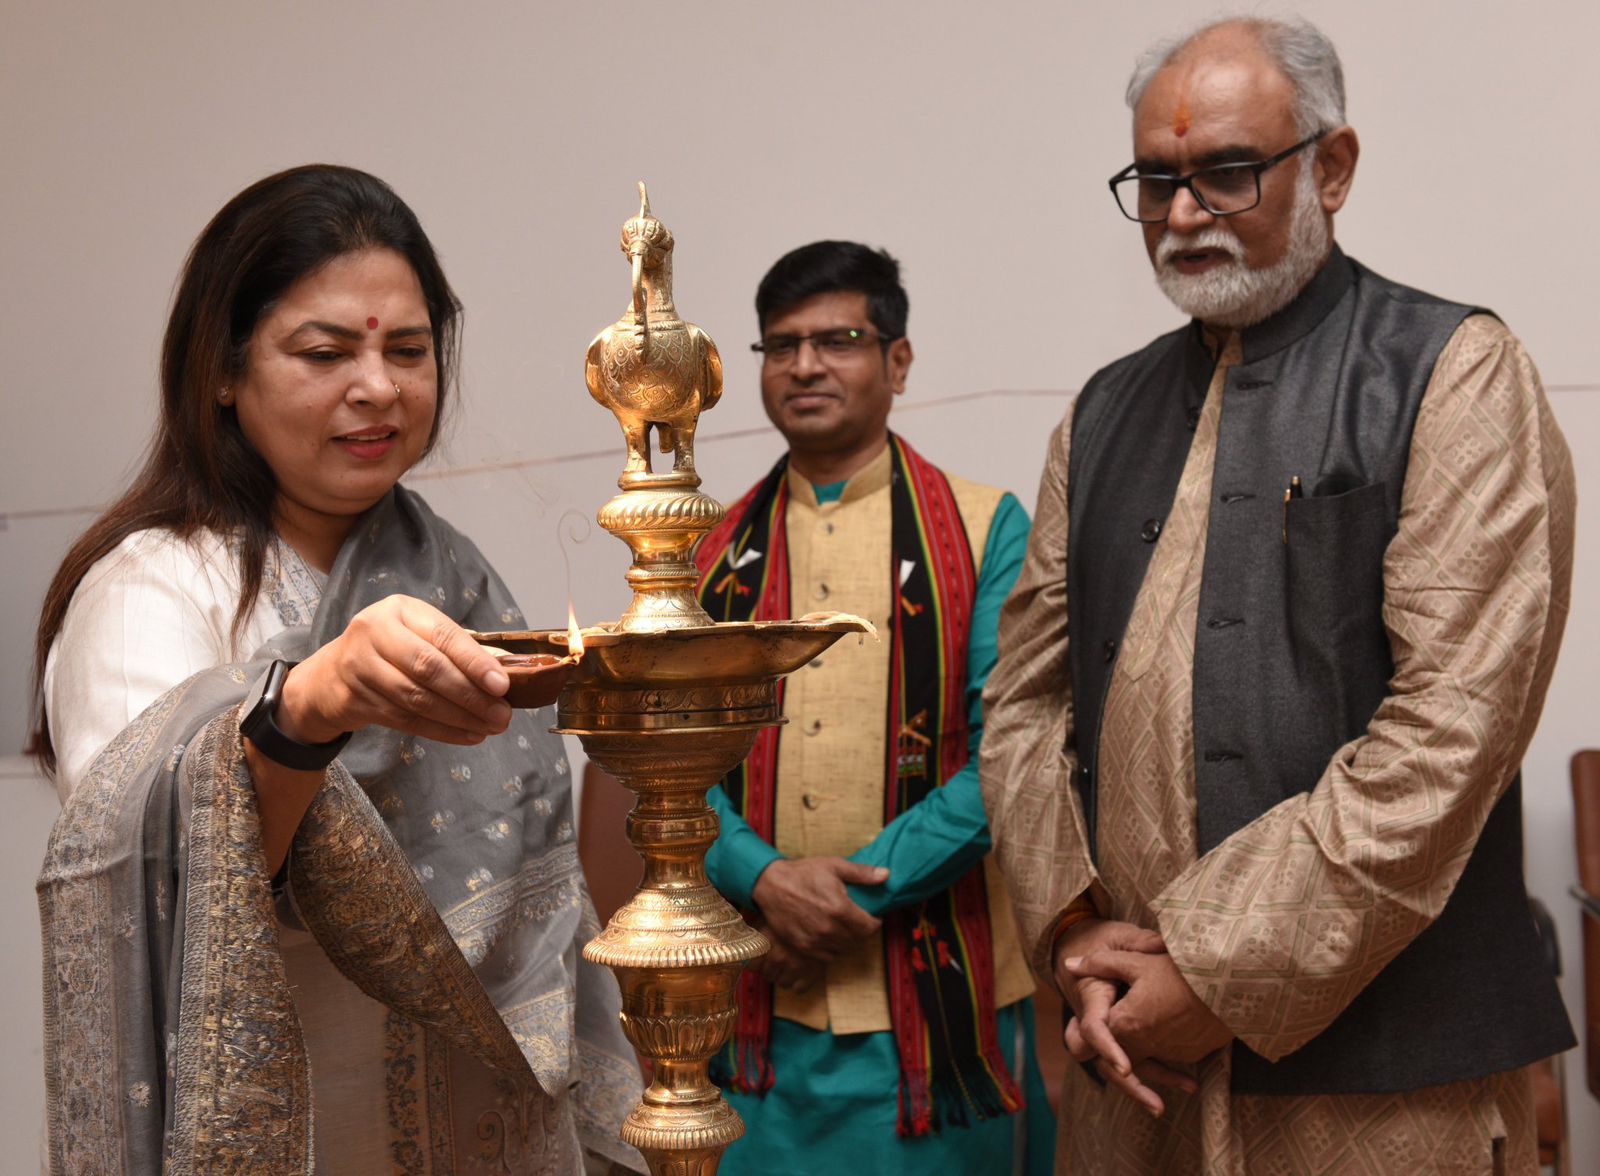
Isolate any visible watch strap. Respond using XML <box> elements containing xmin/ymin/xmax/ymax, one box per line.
<box><xmin>240</xmin><ymin>659</ymin><xmax>352</xmax><ymax>771</ymax></box>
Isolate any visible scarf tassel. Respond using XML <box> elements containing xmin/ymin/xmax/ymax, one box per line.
<box><xmin>723</xmin><ymin>969</ymin><xmax>777</xmax><ymax>1094</ymax></box>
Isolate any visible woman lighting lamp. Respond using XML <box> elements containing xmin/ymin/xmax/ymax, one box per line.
<box><xmin>31</xmin><ymin>165</ymin><xmax>642</xmax><ymax>1174</ymax></box>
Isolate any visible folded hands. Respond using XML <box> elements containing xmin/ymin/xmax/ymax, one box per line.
<box><xmin>1054</xmin><ymin>918</ymin><xmax>1234</xmax><ymax>1116</ymax></box>
<box><xmin>750</xmin><ymin>856</ymin><xmax>890</xmax><ymax>993</ymax></box>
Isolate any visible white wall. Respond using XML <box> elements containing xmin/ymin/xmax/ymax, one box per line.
<box><xmin>3</xmin><ymin>0</ymin><xmax>1596</xmax><ymax>1162</ymax></box>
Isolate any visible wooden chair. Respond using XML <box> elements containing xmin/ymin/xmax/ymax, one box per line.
<box><xmin>577</xmin><ymin>761</ymin><xmax>654</xmax><ymax>1082</ymax></box>
<box><xmin>578</xmin><ymin>761</ymin><xmax>643</xmax><ymax>927</ymax></box>
<box><xmin>1571</xmin><ymin>749</ymin><xmax>1600</xmax><ymax>1102</ymax></box>
<box><xmin>1031</xmin><ymin>971</ymin><xmax>1070</xmax><ymax>1113</ymax></box>
<box><xmin>1525</xmin><ymin>896</ymin><xmax>1569</xmax><ymax>1173</ymax></box>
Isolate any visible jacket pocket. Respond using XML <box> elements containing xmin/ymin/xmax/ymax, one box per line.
<box><xmin>1283</xmin><ymin>480</ymin><xmax>1390</xmax><ymax>679</ymax></box>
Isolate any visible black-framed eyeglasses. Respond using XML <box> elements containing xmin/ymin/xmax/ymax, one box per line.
<box><xmin>1108</xmin><ymin>131</ymin><xmax>1326</xmax><ymax>223</ymax></box>
<box><xmin>750</xmin><ymin>327</ymin><xmax>900</xmax><ymax>363</ymax></box>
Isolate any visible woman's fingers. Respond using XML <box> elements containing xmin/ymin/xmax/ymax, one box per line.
<box><xmin>394</xmin><ymin>598</ymin><xmax>510</xmax><ymax>697</ymax></box>
<box><xmin>352</xmin><ymin>598</ymin><xmax>511</xmax><ymax>732</ymax></box>
<box><xmin>348</xmin><ymin>664</ymin><xmax>504</xmax><ymax>743</ymax></box>
<box><xmin>279</xmin><ymin>595</ymin><xmax>516</xmax><ymax>744</ymax></box>
<box><xmin>371</xmin><ymin>645</ymin><xmax>507</xmax><ymax>731</ymax></box>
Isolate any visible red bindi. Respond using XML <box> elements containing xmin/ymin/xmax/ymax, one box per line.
<box><xmin>366</xmin><ymin>316</ymin><xmax>380</xmax><ymax>330</ymax></box>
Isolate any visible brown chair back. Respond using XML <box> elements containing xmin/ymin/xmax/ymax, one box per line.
<box><xmin>579</xmin><ymin>761</ymin><xmax>643</xmax><ymax>927</ymax></box>
<box><xmin>1572</xmin><ymin>749</ymin><xmax>1600</xmax><ymax>1100</ymax></box>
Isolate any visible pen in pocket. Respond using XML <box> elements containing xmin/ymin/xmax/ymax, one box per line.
<box><xmin>1281</xmin><ymin>475</ymin><xmax>1302</xmax><ymax>544</ymax></box>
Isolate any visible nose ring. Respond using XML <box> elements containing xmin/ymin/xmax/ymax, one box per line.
<box><xmin>394</xmin><ymin>382</ymin><xmax>401</xmax><ymax>395</ymax></box>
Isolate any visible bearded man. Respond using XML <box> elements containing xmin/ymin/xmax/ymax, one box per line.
<box><xmin>982</xmin><ymin>16</ymin><xmax>1574</xmax><ymax>1174</ymax></box>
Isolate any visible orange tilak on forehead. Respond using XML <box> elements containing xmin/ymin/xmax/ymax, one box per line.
<box><xmin>1172</xmin><ymin>95</ymin><xmax>1193</xmax><ymax>137</ymax></box>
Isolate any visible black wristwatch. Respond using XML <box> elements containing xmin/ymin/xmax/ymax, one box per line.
<box><xmin>239</xmin><ymin>659</ymin><xmax>352</xmax><ymax>771</ymax></box>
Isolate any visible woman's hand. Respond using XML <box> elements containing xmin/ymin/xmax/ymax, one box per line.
<box><xmin>277</xmin><ymin>594</ymin><xmax>512</xmax><ymax>745</ymax></box>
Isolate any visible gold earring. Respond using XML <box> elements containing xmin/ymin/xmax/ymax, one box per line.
<box><xmin>394</xmin><ymin>382</ymin><xmax>402</xmax><ymax>395</ymax></box>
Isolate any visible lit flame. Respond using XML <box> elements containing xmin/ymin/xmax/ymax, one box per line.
<box><xmin>566</xmin><ymin>603</ymin><xmax>585</xmax><ymax>659</ymax></box>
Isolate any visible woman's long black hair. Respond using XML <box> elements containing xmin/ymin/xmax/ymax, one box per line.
<box><xmin>30</xmin><ymin>164</ymin><xmax>462</xmax><ymax>771</ymax></box>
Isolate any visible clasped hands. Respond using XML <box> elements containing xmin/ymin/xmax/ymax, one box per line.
<box><xmin>1053</xmin><ymin>917</ymin><xmax>1234</xmax><ymax>1117</ymax></box>
<box><xmin>749</xmin><ymin>856</ymin><xmax>890</xmax><ymax>993</ymax></box>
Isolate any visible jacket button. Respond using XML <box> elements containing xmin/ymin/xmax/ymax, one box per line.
<box><xmin>1102</xmin><ymin>639</ymin><xmax>1117</xmax><ymax>663</ymax></box>
<box><xmin>804</xmin><ymin>719</ymin><xmax>823</xmax><ymax>736</ymax></box>
<box><xmin>1140</xmin><ymin>518</ymin><xmax>1162</xmax><ymax>542</ymax></box>
<box><xmin>802</xmin><ymin>793</ymin><xmax>820</xmax><ymax>810</ymax></box>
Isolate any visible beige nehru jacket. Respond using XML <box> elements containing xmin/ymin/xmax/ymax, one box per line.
<box><xmin>771</xmin><ymin>443</ymin><xmax>1034</xmax><ymax>1033</ymax></box>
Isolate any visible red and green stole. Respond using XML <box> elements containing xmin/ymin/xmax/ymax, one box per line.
<box><xmin>694</xmin><ymin>435</ymin><xmax>1023</xmax><ymax>1137</ymax></box>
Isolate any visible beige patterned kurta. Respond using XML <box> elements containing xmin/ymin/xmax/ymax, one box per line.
<box><xmin>981</xmin><ymin>315</ymin><xmax>1574</xmax><ymax>1175</ymax></box>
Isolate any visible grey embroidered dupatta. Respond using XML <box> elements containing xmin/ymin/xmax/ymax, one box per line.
<box><xmin>38</xmin><ymin>487</ymin><xmax>642</xmax><ymax>1173</ymax></box>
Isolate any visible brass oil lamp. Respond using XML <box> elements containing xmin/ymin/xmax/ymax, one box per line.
<box><xmin>477</xmin><ymin>185</ymin><xmax>867</xmax><ymax>1174</ymax></box>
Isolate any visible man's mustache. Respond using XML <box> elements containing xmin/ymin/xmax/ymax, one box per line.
<box><xmin>1155</xmin><ymin>228</ymin><xmax>1245</xmax><ymax>268</ymax></box>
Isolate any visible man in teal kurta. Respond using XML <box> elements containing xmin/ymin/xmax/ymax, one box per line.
<box><xmin>695</xmin><ymin>241</ymin><xmax>1052</xmax><ymax>1175</ymax></box>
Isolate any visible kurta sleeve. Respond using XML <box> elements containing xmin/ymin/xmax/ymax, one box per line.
<box><xmin>45</xmin><ymin>532</ymin><xmax>238</xmax><ymax>800</ymax></box>
<box><xmin>980</xmin><ymin>402</ymin><xmax>1105</xmax><ymax>980</ymax></box>
<box><xmin>705</xmin><ymin>784</ymin><xmax>784</xmax><ymax>909</ymax></box>
<box><xmin>1151</xmin><ymin>315</ymin><xmax>1576</xmax><ymax>1060</ymax></box>
<box><xmin>845</xmin><ymin>493</ymin><xmax>1031</xmax><ymax>915</ymax></box>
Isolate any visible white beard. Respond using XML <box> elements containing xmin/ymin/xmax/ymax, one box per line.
<box><xmin>1153</xmin><ymin>163</ymin><xmax>1330</xmax><ymax>329</ymax></box>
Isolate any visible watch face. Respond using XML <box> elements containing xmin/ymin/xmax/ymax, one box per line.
<box><xmin>241</xmin><ymin>661</ymin><xmax>287</xmax><ymax>740</ymax></box>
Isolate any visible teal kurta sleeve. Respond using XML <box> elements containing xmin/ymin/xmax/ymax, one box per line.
<box><xmin>706</xmin><ymin>783</ymin><xmax>784</xmax><ymax>908</ymax></box>
<box><xmin>846</xmin><ymin>492</ymin><xmax>1031</xmax><ymax>914</ymax></box>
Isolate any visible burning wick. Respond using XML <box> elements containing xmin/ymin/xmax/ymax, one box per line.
<box><xmin>566</xmin><ymin>603</ymin><xmax>585</xmax><ymax>660</ymax></box>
